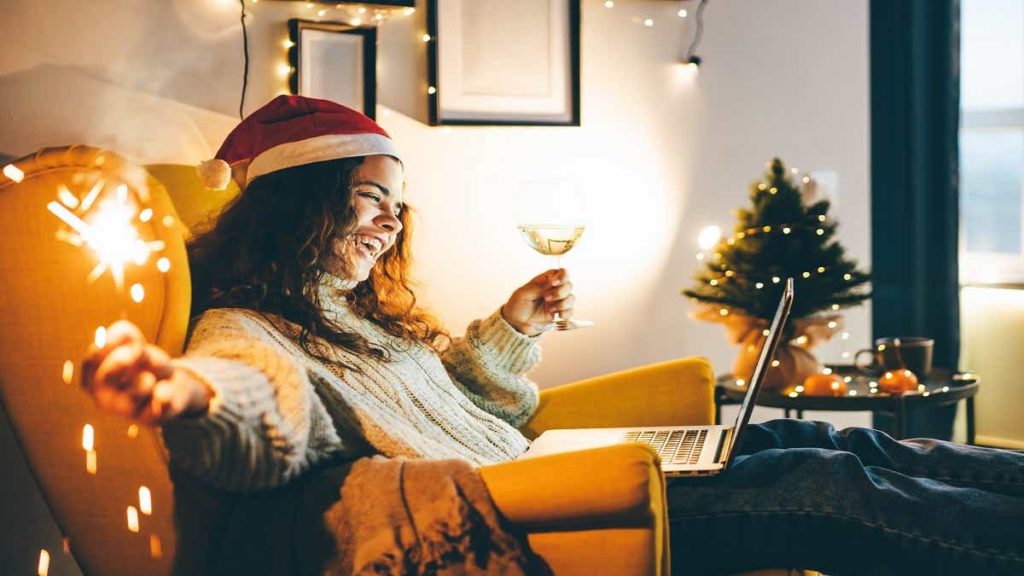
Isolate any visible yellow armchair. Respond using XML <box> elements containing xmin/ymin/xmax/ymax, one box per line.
<box><xmin>0</xmin><ymin>147</ymin><xmax>812</xmax><ymax>576</ymax></box>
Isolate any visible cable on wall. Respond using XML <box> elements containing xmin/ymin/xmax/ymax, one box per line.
<box><xmin>239</xmin><ymin>0</ymin><xmax>250</xmax><ymax>119</ymax></box>
<box><xmin>683</xmin><ymin>0</ymin><xmax>709</xmax><ymax>67</ymax></box>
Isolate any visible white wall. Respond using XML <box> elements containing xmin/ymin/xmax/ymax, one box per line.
<box><xmin>0</xmin><ymin>0</ymin><xmax>871</xmax><ymax>572</ymax></box>
<box><xmin>0</xmin><ymin>0</ymin><xmax>872</xmax><ymax>387</ymax></box>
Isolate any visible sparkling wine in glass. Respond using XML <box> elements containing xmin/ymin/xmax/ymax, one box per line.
<box><xmin>516</xmin><ymin>178</ymin><xmax>593</xmax><ymax>331</ymax></box>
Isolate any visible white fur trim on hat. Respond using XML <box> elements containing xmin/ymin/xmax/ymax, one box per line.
<box><xmin>246</xmin><ymin>133</ymin><xmax>401</xmax><ymax>182</ymax></box>
<box><xmin>197</xmin><ymin>158</ymin><xmax>232</xmax><ymax>190</ymax></box>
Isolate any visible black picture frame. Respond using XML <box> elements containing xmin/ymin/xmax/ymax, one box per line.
<box><xmin>288</xmin><ymin>19</ymin><xmax>377</xmax><ymax>119</ymax></box>
<box><xmin>271</xmin><ymin>1</ymin><xmax>414</xmax><ymax>6</ymax></box>
<box><xmin>426</xmin><ymin>0</ymin><xmax>581</xmax><ymax>126</ymax></box>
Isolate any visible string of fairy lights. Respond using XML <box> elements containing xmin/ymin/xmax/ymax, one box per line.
<box><xmin>3</xmin><ymin>159</ymin><xmax>169</xmax><ymax>573</ymax></box>
<box><xmin>260</xmin><ymin>0</ymin><xmax>704</xmax><ymax>100</ymax></box>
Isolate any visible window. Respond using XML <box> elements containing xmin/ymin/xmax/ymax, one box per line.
<box><xmin>960</xmin><ymin>0</ymin><xmax>1024</xmax><ymax>284</ymax></box>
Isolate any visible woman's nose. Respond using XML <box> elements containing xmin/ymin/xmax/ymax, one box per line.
<box><xmin>375</xmin><ymin>210</ymin><xmax>402</xmax><ymax>233</ymax></box>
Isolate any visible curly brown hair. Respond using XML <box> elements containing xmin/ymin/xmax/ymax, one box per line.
<box><xmin>187</xmin><ymin>156</ymin><xmax>449</xmax><ymax>369</ymax></box>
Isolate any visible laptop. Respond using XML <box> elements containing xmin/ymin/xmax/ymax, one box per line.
<box><xmin>521</xmin><ymin>278</ymin><xmax>794</xmax><ymax>477</ymax></box>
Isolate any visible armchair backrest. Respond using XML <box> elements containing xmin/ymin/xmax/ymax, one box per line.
<box><xmin>0</xmin><ymin>146</ymin><xmax>198</xmax><ymax>575</ymax></box>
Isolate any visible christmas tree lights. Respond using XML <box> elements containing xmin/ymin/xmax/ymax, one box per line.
<box><xmin>683</xmin><ymin>158</ymin><xmax>870</xmax><ymax>322</ymax></box>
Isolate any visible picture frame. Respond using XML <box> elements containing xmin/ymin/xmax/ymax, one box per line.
<box><xmin>288</xmin><ymin>19</ymin><xmax>377</xmax><ymax>119</ymax></box>
<box><xmin>271</xmin><ymin>1</ymin><xmax>414</xmax><ymax>8</ymax></box>
<box><xmin>426</xmin><ymin>0</ymin><xmax>581</xmax><ymax>126</ymax></box>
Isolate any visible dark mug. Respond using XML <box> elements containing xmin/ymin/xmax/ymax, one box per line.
<box><xmin>854</xmin><ymin>337</ymin><xmax>934</xmax><ymax>378</ymax></box>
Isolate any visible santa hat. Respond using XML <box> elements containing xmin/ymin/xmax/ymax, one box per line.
<box><xmin>197</xmin><ymin>95</ymin><xmax>401</xmax><ymax>189</ymax></box>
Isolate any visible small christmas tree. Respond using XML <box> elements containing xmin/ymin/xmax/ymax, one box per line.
<box><xmin>683</xmin><ymin>158</ymin><xmax>870</xmax><ymax>322</ymax></box>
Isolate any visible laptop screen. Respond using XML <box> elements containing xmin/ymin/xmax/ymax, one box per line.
<box><xmin>729</xmin><ymin>279</ymin><xmax>794</xmax><ymax>441</ymax></box>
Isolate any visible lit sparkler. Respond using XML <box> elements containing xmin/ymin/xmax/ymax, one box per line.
<box><xmin>46</xmin><ymin>180</ymin><xmax>165</xmax><ymax>291</ymax></box>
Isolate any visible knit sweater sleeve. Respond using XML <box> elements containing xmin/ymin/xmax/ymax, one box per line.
<box><xmin>440</xmin><ymin>309</ymin><xmax>541</xmax><ymax>428</ymax></box>
<box><xmin>160</xmin><ymin>309</ymin><xmax>341</xmax><ymax>492</ymax></box>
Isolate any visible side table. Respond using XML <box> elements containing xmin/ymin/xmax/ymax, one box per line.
<box><xmin>714</xmin><ymin>366</ymin><xmax>979</xmax><ymax>443</ymax></box>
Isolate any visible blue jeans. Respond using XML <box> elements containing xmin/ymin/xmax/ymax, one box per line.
<box><xmin>667</xmin><ymin>419</ymin><xmax>1024</xmax><ymax>575</ymax></box>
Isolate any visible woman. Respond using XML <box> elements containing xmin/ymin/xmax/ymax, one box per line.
<box><xmin>82</xmin><ymin>96</ymin><xmax>1024</xmax><ymax>575</ymax></box>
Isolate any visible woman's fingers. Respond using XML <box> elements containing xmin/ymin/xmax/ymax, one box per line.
<box><xmin>106</xmin><ymin>320</ymin><xmax>146</xmax><ymax>346</ymax></box>
<box><xmin>93</xmin><ymin>343</ymin><xmax>149</xmax><ymax>390</ymax></box>
<box><xmin>548</xmin><ymin>294</ymin><xmax>576</xmax><ymax>318</ymax></box>
<box><xmin>81</xmin><ymin>321</ymin><xmax>149</xmax><ymax>390</ymax></box>
<box><xmin>542</xmin><ymin>280</ymin><xmax>574</xmax><ymax>303</ymax></box>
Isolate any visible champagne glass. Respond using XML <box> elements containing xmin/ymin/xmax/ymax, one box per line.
<box><xmin>516</xmin><ymin>177</ymin><xmax>594</xmax><ymax>331</ymax></box>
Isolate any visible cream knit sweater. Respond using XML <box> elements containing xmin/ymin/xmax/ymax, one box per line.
<box><xmin>162</xmin><ymin>276</ymin><xmax>540</xmax><ymax>492</ymax></box>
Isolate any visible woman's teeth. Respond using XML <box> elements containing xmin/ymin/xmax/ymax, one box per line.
<box><xmin>351</xmin><ymin>234</ymin><xmax>383</xmax><ymax>257</ymax></box>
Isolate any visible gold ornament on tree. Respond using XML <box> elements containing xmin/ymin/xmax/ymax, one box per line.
<box><xmin>683</xmin><ymin>158</ymin><xmax>871</xmax><ymax>391</ymax></box>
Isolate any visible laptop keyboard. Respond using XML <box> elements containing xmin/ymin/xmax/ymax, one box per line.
<box><xmin>624</xmin><ymin>429</ymin><xmax>708</xmax><ymax>465</ymax></box>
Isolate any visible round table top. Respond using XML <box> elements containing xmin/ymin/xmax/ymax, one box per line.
<box><xmin>716</xmin><ymin>365</ymin><xmax>979</xmax><ymax>411</ymax></box>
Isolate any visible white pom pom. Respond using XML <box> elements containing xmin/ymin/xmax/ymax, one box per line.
<box><xmin>196</xmin><ymin>159</ymin><xmax>232</xmax><ymax>190</ymax></box>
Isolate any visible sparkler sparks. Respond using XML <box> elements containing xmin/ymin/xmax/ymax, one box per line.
<box><xmin>37</xmin><ymin>549</ymin><xmax>50</xmax><ymax>576</ymax></box>
<box><xmin>3</xmin><ymin>163</ymin><xmax>24</xmax><ymax>183</ymax></box>
<box><xmin>139</xmin><ymin>486</ymin><xmax>152</xmax><ymax>515</ymax></box>
<box><xmin>127</xmin><ymin>506</ymin><xmax>140</xmax><ymax>533</ymax></box>
<box><xmin>46</xmin><ymin>180</ymin><xmax>165</xmax><ymax>291</ymax></box>
<box><xmin>82</xmin><ymin>424</ymin><xmax>94</xmax><ymax>452</ymax></box>
<box><xmin>149</xmin><ymin>534</ymin><xmax>163</xmax><ymax>558</ymax></box>
<box><xmin>62</xmin><ymin>360</ymin><xmax>74</xmax><ymax>384</ymax></box>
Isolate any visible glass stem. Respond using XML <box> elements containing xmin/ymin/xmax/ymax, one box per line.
<box><xmin>552</xmin><ymin>255</ymin><xmax>563</xmax><ymax>323</ymax></box>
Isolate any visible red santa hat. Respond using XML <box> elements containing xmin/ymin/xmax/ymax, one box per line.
<box><xmin>197</xmin><ymin>95</ymin><xmax>401</xmax><ymax>189</ymax></box>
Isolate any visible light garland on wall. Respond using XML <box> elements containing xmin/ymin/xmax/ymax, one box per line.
<box><xmin>263</xmin><ymin>0</ymin><xmax>710</xmax><ymax>99</ymax></box>
<box><xmin>602</xmin><ymin>0</ymin><xmax>706</xmax><ymax>68</ymax></box>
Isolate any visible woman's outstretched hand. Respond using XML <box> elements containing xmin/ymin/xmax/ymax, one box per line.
<box><xmin>501</xmin><ymin>269</ymin><xmax>575</xmax><ymax>337</ymax></box>
<box><xmin>81</xmin><ymin>320</ymin><xmax>212</xmax><ymax>426</ymax></box>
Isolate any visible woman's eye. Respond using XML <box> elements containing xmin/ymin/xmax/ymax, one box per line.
<box><xmin>359</xmin><ymin>191</ymin><xmax>382</xmax><ymax>202</ymax></box>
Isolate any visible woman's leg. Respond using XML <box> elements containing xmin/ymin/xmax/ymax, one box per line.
<box><xmin>737</xmin><ymin>419</ymin><xmax>1024</xmax><ymax>497</ymax></box>
<box><xmin>667</xmin><ymin>420</ymin><xmax>1024</xmax><ymax>575</ymax></box>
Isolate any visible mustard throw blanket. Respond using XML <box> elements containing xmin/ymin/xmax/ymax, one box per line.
<box><xmin>323</xmin><ymin>457</ymin><xmax>546</xmax><ymax>575</ymax></box>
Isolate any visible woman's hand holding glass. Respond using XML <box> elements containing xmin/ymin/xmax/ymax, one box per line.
<box><xmin>516</xmin><ymin>177</ymin><xmax>593</xmax><ymax>331</ymax></box>
<box><xmin>81</xmin><ymin>320</ymin><xmax>213</xmax><ymax>426</ymax></box>
<box><xmin>501</xmin><ymin>269</ymin><xmax>576</xmax><ymax>337</ymax></box>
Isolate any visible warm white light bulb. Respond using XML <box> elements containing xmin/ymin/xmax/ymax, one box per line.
<box><xmin>697</xmin><ymin>225</ymin><xmax>722</xmax><ymax>250</ymax></box>
<box><xmin>643</xmin><ymin>18</ymin><xmax>654</xmax><ymax>27</ymax></box>
<box><xmin>678</xmin><ymin>9</ymin><xmax>688</xmax><ymax>17</ymax></box>
<box><xmin>604</xmin><ymin>0</ymin><xmax>614</xmax><ymax>7</ymax></box>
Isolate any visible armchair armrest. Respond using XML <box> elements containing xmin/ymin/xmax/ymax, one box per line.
<box><xmin>480</xmin><ymin>443</ymin><xmax>669</xmax><ymax>576</ymax></box>
<box><xmin>479</xmin><ymin>443</ymin><xmax>664</xmax><ymax>529</ymax></box>
<box><xmin>520</xmin><ymin>356</ymin><xmax>715</xmax><ymax>439</ymax></box>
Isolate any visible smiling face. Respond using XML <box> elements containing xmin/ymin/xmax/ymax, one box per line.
<box><xmin>323</xmin><ymin>155</ymin><xmax>405</xmax><ymax>283</ymax></box>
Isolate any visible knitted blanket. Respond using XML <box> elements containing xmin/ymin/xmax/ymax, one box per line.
<box><xmin>322</xmin><ymin>456</ymin><xmax>547</xmax><ymax>575</ymax></box>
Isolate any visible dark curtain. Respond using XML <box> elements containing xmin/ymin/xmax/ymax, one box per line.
<box><xmin>870</xmin><ymin>0</ymin><xmax>960</xmax><ymax>438</ymax></box>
